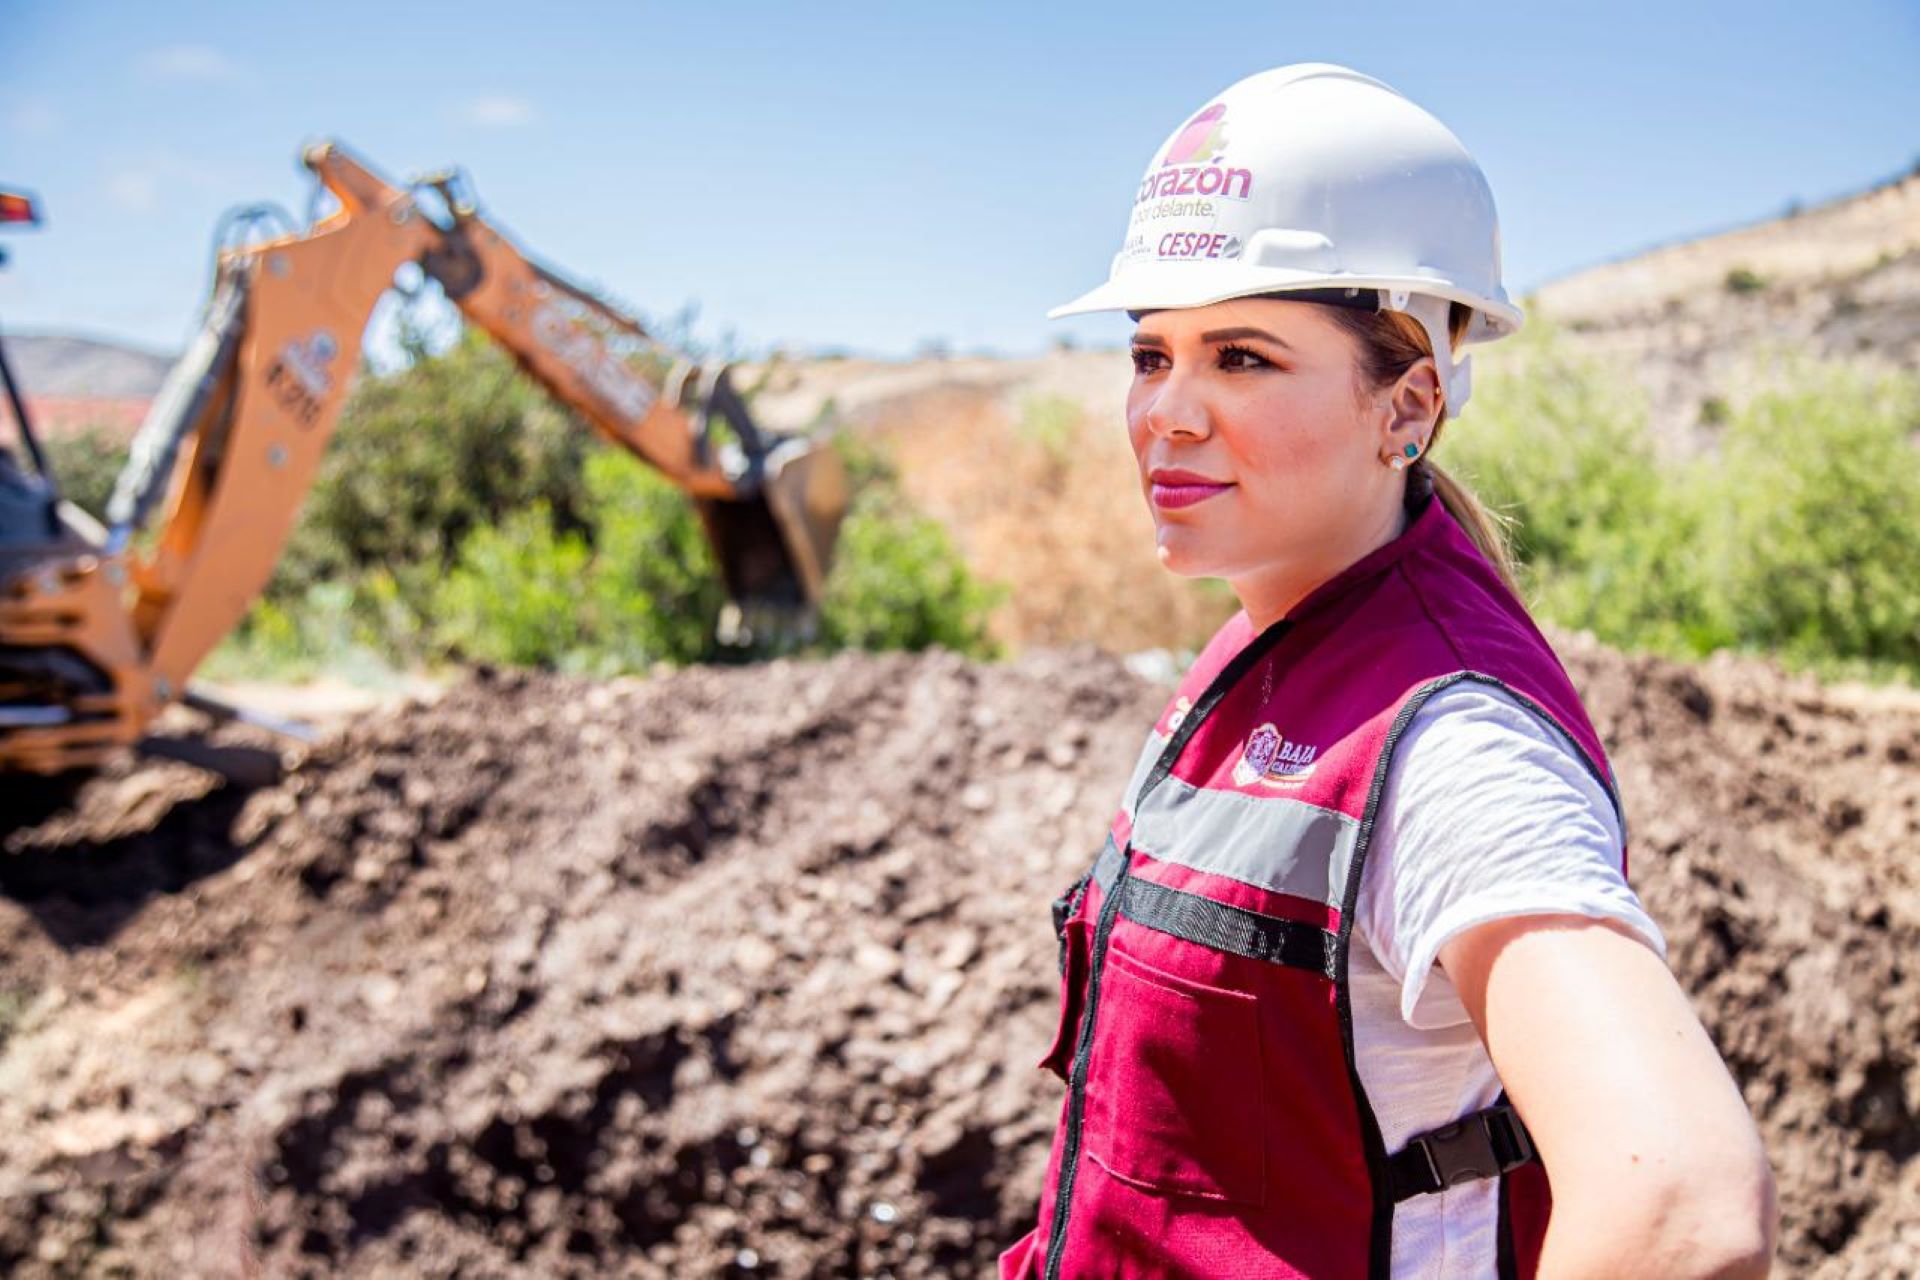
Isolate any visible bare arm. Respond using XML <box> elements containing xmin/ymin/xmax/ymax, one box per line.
<box><xmin>1439</xmin><ymin>914</ymin><xmax>1778</xmax><ymax>1279</ymax></box>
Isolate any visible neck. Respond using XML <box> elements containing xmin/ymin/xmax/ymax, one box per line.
<box><xmin>1230</xmin><ymin>492</ymin><xmax>1411</xmax><ymax>632</ymax></box>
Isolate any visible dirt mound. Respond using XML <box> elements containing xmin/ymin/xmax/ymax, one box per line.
<box><xmin>0</xmin><ymin>638</ymin><xmax>1915</xmax><ymax>1276</ymax></box>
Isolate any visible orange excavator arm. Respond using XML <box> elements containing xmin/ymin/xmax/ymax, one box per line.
<box><xmin>0</xmin><ymin>141</ymin><xmax>846</xmax><ymax>774</ymax></box>
<box><xmin>303</xmin><ymin>145</ymin><xmax>844</xmax><ymax>622</ymax></box>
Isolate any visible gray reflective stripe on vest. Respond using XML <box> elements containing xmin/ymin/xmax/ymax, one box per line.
<box><xmin>1130</xmin><ymin>776</ymin><xmax>1358</xmax><ymax>911</ymax></box>
<box><xmin>1092</xmin><ymin>834</ymin><xmax>1336</xmax><ymax>977</ymax></box>
<box><xmin>1094</xmin><ymin>834</ymin><xmax>1124</xmax><ymax>893</ymax></box>
<box><xmin>1118</xmin><ymin>730</ymin><xmax>1168</xmax><ymax>821</ymax></box>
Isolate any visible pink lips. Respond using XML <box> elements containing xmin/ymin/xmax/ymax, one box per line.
<box><xmin>1149</xmin><ymin>468</ymin><xmax>1233</xmax><ymax>509</ymax></box>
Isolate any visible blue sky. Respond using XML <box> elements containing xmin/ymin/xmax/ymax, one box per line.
<box><xmin>2</xmin><ymin>1</ymin><xmax>1915</xmax><ymax>363</ymax></box>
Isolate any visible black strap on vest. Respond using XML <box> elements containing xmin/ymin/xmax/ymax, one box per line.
<box><xmin>1387</xmin><ymin>1103</ymin><xmax>1537</xmax><ymax>1202</ymax></box>
<box><xmin>1118</xmin><ymin>876</ymin><xmax>1338</xmax><ymax>979</ymax></box>
<box><xmin>1084</xmin><ymin>834</ymin><xmax>1337</xmax><ymax>978</ymax></box>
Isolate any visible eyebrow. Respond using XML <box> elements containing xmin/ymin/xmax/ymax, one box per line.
<box><xmin>1131</xmin><ymin>326</ymin><xmax>1295</xmax><ymax>351</ymax></box>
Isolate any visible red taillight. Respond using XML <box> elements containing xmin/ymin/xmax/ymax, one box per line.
<box><xmin>0</xmin><ymin>191</ymin><xmax>42</xmax><ymax>226</ymax></box>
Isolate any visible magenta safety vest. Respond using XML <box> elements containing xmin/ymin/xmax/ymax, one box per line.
<box><xmin>1000</xmin><ymin>492</ymin><xmax>1627</xmax><ymax>1279</ymax></box>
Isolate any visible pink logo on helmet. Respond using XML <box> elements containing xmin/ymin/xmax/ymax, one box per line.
<box><xmin>1138</xmin><ymin>102</ymin><xmax>1253</xmax><ymax>205</ymax></box>
<box><xmin>1163</xmin><ymin>103</ymin><xmax>1228</xmax><ymax>165</ymax></box>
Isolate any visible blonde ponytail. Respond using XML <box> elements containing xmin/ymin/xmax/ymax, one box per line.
<box><xmin>1418</xmin><ymin>458</ymin><xmax>1520</xmax><ymax>597</ymax></box>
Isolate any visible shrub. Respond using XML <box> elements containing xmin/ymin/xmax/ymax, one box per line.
<box><xmin>29</xmin><ymin>330</ymin><xmax>1002</xmax><ymax>678</ymax></box>
<box><xmin>579</xmin><ymin>449</ymin><xmax>729</xmax><ymax>668</ymax></box>
<box><xmin>38</xmin><ymin>425</ymin><xmax>125</xmax><ymax>519</ymax></box>
<box><xmin>423</xmin><ymin>430</ymin><xmax>1002</xmax><ymax>670</ymax></box>
<box><xmin>206</xmin><ymin>573</ymin><xmax>423</xmax><ymax>682</ymax></box>
<box><xmin>815</xmin><ymin>480</ymin><xmax>1003</xmax><ymax>658</ymax></box>
<box><xmin>1450</xmin><ymin>327</ymin><xmax>1920</xmax><ymax>676</ymax></box>
<box><xmin>1724</xmin><ymin>266</ymin><xmax>1768</xmax><ymax>294</ymax></box>
<box><xmin>424</xmin><ymin>449</ymin><xmax>725</xmax><ymax>673</ymax></box>
<box><xmin>430</xmin><ymin>503</ymin><xmax>595</xmax><ymax>669</ymax></box>
<box><xmin>1447</xmin><ymin>332</ymin><xmax>1658</xmax><ymax>569</ymax></box>
<box><xmin>274</xmin><ymin>330</ymin><xmax>590</xmax><ymax>606</ymax></box>
<box><xmin>1698</xmin><ymin>360</ymin><xmax>1920</xmax><ymax>667</ymax></box>
<box><xmin>830</xmin><ymin>427</ymin><xmax>898</xmax><ymax>492</ymax></box>
<box><xmin>1446</xmin><ymin>325</ymin><xmax>1722</xmax><ymax>654</ymax></box>
<box><xmin>804</xmin><ymin>431</ymin><xmax>1003</xmax><ymax>657</ymax></box>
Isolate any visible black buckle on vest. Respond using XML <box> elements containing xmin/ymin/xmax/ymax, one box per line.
<box><xmin>1389</xmin><ymin>1104</ymin><xmax>1537</xmax><ymax>1202</ymax></box>
<box><xmin>1050</xmin><ymin>861</ymin><xmax>1098</xmax><ymax>974</ymax></box>
<box><xmin>1051</xmin><ymin>891</ymin><xmax>1073</xmax><ymax>940</ymax></box>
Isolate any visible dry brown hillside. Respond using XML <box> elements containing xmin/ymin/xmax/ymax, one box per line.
<box><xmin>1528</xmin><ymin>170</ymin><xmax>1920</xmax><ymax>452</ymax></box>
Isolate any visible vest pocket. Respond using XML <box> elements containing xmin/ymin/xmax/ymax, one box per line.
<box><xmin>1084</xmin><ymin>941</ymin><xmax>1267</xmax><ymax>1206</ymax></box>
<box><xmin>1037</xmin><ymin>915</ymin><xmax>1089</xmax><ymax>1082</ymax></box>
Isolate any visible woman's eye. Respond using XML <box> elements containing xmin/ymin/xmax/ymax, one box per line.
<box><xmin>1129</xmin><ymin>345</ymin><xmax>1272</xmax><ymax>373</ymax></box>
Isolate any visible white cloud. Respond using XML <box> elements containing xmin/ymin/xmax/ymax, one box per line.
<box><xmin>449</xmin><ymin>95</ymin><xmax>538</xmax><ymax>128</ymax></box>
<box><xmin>136</xmin><ymin>44</ymin><xmax>250</xmax><ymax>86</ymax></box>
<box><xmin>3</xmin><ymin>100</ymin><xmax>61</xmax><ymax>137</ymax></box>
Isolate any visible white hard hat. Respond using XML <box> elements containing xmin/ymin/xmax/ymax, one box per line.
<box><xmin>1049</xmin><ymin>63</ymin><xmax>1521</xmax><ymax>418</ymax></box>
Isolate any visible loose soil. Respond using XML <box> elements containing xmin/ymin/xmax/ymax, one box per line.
<box><xmin>0</xmin><ymin>635</ymin><xmax>1915</xmax><ymax>1277</ymax></box>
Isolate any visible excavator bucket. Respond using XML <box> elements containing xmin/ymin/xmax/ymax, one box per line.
<box><xmin>670</xmin><ymin>361</ymin><xmax>848</xmax><ymax>642</ymax></box>
<box><xmin>759</xmin><ymin>435</ymin><xmax>849</xmax><ymax>606</ymax></box>
<box><xmin>698</xmin><ymin>433</ymin><xmax>849</xmax><ymax>642</ymax></box>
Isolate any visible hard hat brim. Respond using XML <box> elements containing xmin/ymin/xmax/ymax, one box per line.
<box><xmin>1047</xmin><ymin>261</ymin><xmax>1522</xmax><ymax>342</ymax></box>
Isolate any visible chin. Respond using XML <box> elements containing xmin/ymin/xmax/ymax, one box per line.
<box><xmin>1154</xmin><ymin>534</ymin><xmax>1228</xmax><ymax>580</ymax></box>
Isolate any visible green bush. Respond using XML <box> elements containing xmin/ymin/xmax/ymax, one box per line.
<box><xmin>423</xmin><ymin>430</ymin><xmax>1001</xmax><ymax>671</ymax></box>
<box><xmin>1447</xmin><ymin>327</ymin><xmax>1658</xmax><ymax>568</ymax></box>
<box><xmin>1724</xmin><ymin>266</ymin><xmax>1768</xmax><ymax>294</ymax></box>
<box><xmin>816</xmin><ymin>482</ymin><xmax>1003</xmax><ymax>657</ymax></box>
<box><xmin>811</xmin><ymin>431</ymin><xmax>1003</xmax><ymax>657</ymax></box>
<box><xmin>430</xmin><ymin>503</ymin><xmax>595</xmax><ymax>668</ymax></box>
<box><xmin>38</xmin><ymin>425</ymin><xmax>126</xmax><ymax>519</ymax></box>
<box><xmin>274</xmin><ymin>329</ymin><xmax>590</xmax><ymax>606</ymax></box>
<box><xmin>44</xmin><ymin>323</ymin><xmax>1920</xmax><ymax>687</ymax></box>
<box><xmin>830</xmin><ymin>426</ymin><xmax>898</xmax><ymax>491</ymax></box>
<box><xmin>578</xmin><ymin>449</ymin><xmax>730</xmax><ymax>669</ymax></box>
<box><xmin>1699</xmin><ymin>360</ymin><xmax>1920</xmax><ymax>667</ymax></box>
<box><xmin>1445</xmin><ymin>326</ymin><xmax>1717</xmax><ymax>653</ymax></box>
<box><xmin>1451</xmin><ymin>328</ymin><xmax>1920</xmax><ymax>676</ymax></box>
<box><xmin>206</xmin><ymin>573</ymin><xmax>424</xmax><ymax>682</ymax></box>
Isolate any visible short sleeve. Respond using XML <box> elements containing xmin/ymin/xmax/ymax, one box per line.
<box><xmin>1355</xmin><ymin>682</ymin><xmax>1667</xmax><ymax>1029</ymax></box>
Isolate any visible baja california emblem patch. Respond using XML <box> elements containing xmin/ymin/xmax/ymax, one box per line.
<box><xmin>1233</xmin><ymin>723</ymin><xmax>1283</xmax><ymax>786</ymax></box>
<box><xmin>1233</xmin><ymin>722</ymin><xmax>1319</xmax><ymax>787</ymax></box>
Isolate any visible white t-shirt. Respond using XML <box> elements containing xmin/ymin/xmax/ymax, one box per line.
<box><xmin>1351</xmin><ymin>682</ymin><xmax>1667</xmax><ymax>1279</ymax></box>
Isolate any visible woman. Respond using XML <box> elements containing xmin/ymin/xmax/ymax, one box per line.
<box><xmin>1001</xmin><ymin>65</ymin><xmax>1777</xmax><ymax>1279</ymax></box>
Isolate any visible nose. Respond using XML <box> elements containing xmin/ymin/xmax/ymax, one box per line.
<box><xmin>1139</xmin><ymin>368</ymin><xmax>1211</xmax><ymax>441</ymax></box>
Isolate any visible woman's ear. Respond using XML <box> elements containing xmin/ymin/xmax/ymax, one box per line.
<box><xmin>1384</xmin><ymin>357</ymin><xmax>1444</xmax><ymax>446</ymax></box>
